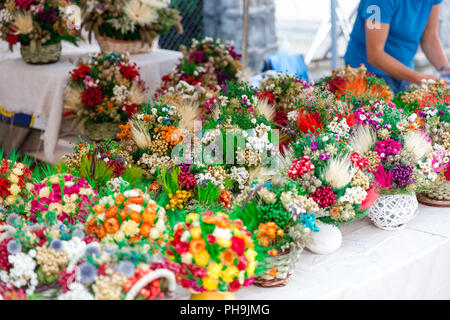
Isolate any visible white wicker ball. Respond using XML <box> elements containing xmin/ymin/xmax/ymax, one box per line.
<box><xmin>368</xmin><ymin>193</ymin><xmax>418</xmax><ymax>230</ymax></box>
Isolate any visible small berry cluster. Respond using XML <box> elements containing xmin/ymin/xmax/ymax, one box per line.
<box><xmin>288</xmin><ymin>156</ymin><xmax>315</xmax><ymax>179</ymax></box>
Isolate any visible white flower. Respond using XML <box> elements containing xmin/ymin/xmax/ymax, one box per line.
<box><xmin>124</xmin><ymin>0</ymin><xmax>158</xmax><ymax>26</ymax></box>
<box><xmin>213</xmin><ymin>227</ymin><xmax>232</xmax><ymax>240</ymax></box>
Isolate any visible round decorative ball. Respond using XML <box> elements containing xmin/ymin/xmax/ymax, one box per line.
<box><xmin>306</xmin><ymin>221</ymin><xmax>342</xmax><ymax>254</ymax></box>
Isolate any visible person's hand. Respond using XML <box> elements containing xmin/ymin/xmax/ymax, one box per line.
<box><xmin>440</xmin><ymin>65</ymin><xmax>450</xmax><ymax>75</ymax></box>
<box><xmin>414</xmin><ymin>73</ymin><xmax>439</xmax><ymax>85</ymax></box>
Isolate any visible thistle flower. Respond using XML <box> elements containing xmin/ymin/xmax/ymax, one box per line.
<box><xmin>323</xmin><ymin>155</ymin><xmax>354</xmax><ymax>189</ymax></box>
<box><xmin>116</xmin><ymin>261</ymin><xmax>135</xmax><ymax>278</ymax></box>
<box><xmin>72</xmin><ymin>229</ymin><xmax>84</xmax><ymax>239</ymax></box>
<box><xmin>50</xmin><ymin>239</ymin><xmax>63</xmax><ymax>252</ymax></box>
<box><xmin>403</xmin><ymin>131</ymin><xmax>432</xmax><ymax>162</ymax></box>
<box><xmin>349</xmin><ymin>125</ymin><xmax>377</xmax><ymax>155</ymax></box>
<box><xmin>6</xmin><ymin>240</ymin><xmax>22</xmax><ymax>254</ymax></box>
<box><xmin>6</xmin><ymin>213</ymin><xmax>19</xmax><ymax>226</ymax></box>
<box><xmin>77</xmin><ymin>262</ymin><xmax>97</xmax><ymax>284</ymax></box>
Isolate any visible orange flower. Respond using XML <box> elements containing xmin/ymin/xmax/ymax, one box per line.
<box><xmin>104</xmin><ymin>218</ymin><xmax>120</xmax><ymax>234</ymax></box>
<box><xmin>220</xmin><ymin>248</ymin><xmax>236</xmax><ymax>267</ymax></box>
<box><xmin>268</xmin><ymin>268</ymin><xmax>277</xmax><ymax>277</ymax></box>
<box><xmin>144</xmin><ymin>115</ymin><xmax>152</xmax><ymax>122</ymax></box>
<box><xmin>140</xmin><ymin>222</ymin><xmax>152</xmax><ymax>237</ymax></box>
<box><xmin>115</xmin><ymin>194</ymin><xmax>125</xmax><ymax>205</ymax></box>
<box><xmin>128</xmin><ymin>196</ymin><xmax>144</xmax><ymax>205</ymax></box>
<box><xmin>94</xmin><ymin>204</ymin><xmax>105</xmax><ymax>214</ymax></box>
<box><xmin>119</xmin><ymin>209</ymin><xmax>127</xmax><ymax>221</ymax></box>
<box><xmin>202</xmin><ymin>215</ymin><xmax>218</xmax><ymax>224</ymax></box>
<box><xmin>189</xmin><ymin>238</ymin><xmax>206</xmax><ymax>255</ymax></box>
<box><xmin>128</xmin><ymin>210</ymin><xmax>141</xmax><ymax>223</ymax></box>
<box><xmin>129</xmin><ymin>235</ymin><xmax>141</xmax><ymax>243</ymax></box>
<box><xmin>331</xmin><ymin>207</ymin><xmax>339</xmax><ymax>216</ymax></box>
<box><xmin>96</xmin><ymin>225</ymin><xmax>106</xmax><ymax>239</ymax></box>
<box><xmin>142</xmin><ymin>210</ymin><xmax>156</xmax><ymax>224</ymax></box>
<box><xmin>105</xmin><ymin>206</ymin><xmax>118</xmax><ymax>219</ymax></box>
<box><xmin>217</xmin><ymin>218</ymin><xmax>230</xmax><ymax>229</ymax></box>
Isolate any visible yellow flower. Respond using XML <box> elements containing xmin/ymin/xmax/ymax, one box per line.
<box><xmin>9</xmin><ymin>184</ymin><xmax>21</xmax><ymax>196</ymax></box>
<box><xmin>181</xmin><ymin>252</ymin><xmax>193</xmax><ymax>264</ymax></box>
<box><xmin>246</xmin><ymin>261</ymin><xmax>256</xmax><ymax>277</ymax></box>
<box><xmin>207</xmin><ymin>263</ymin><xmax>223</xmax><ymax>279</ymax></box>
<box><xmin>215</xmin><ymin>238</ymin><xmax>231</xmax><ymax>248</ymax></box>
<box><xmin>113</xmin><ymin>231</ymin><xmax>125</xmax><ymax>242</ymax></box>
<box><xmin>221</xmin><ymin>266</ymin><xmax>239</xmax><ymax>283</ymax></box>
<box><xmin>49</xmin><ymin>175</ymin><xmax>60</xmax><ymax>185</ymax></box>
<box><xmin>186</xmin><ymin>212</ymin><xmax>199</xmax><ymax>223</ymax></box>
<box><xmin>8</xmin><ymin>174</ymin><xmax>19</xmax><ymax>184</ymax></box>
<box><xmin>242</xmin><ymin>235</ymin><xmax>254</xmax><ymax>249</ymax></box>
<box><xmin>11</xmin><ymin>167</ymin><xmax>23</xmax><ymax>176</ymax></box>
<box><xmin>202</xmin><ymin>276</ymin><xmax>219</xmax><ymax>291</ymax></box>
<box><xmin>190</xmin><ymin>226</ymin><xmax>202</xmax><ymax>239</ymax></box>
<box><xmin>5</xmin><ymin>195</ymin><xmax>16</xmax><ymax>205</ymax></box>
<box><xmin>216</xmin><ymin>211</ymin><xmax>228</xmax><ymax>218</ymax></box>
<box><xmin>38</xmin><ymin>187</ymin><xmax>50</xmax><ymax>198</ymax></box>
<box><xmin>194</xmin><ymin>250</ymin><xmax>210</xmax><ymax>267</ymax></box>
<box><xmin>121</xmin><ymin>220</ymin><xmax>139</xmax><ymax>237</ymax></box>
<box><xmin>244</xmin><ymin>248</ymin><xmax>257</xmax><ymax>262</ymax></box>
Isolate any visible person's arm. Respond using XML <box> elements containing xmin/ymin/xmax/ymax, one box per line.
<box><xmin>365</xmin><ymin>22</ymin><xmax>438</xmax><ymax>84</ymax></box>
<box><xmin>420</xmin><ymin>4</ymin><xmax>450</xmax><ymax>75</ymax></box>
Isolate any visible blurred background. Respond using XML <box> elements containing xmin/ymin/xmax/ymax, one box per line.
<box><xmin>157</xmin><ymin>0</ymin><xmax>450</xmax><ymax>81</ymax></box>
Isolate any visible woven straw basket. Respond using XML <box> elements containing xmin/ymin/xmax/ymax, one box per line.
<box><xmin>254</xmin><ymin>247</ymin><xmax>298</xmax><ymax>288</ymax></box>
<box><xmin>95</xmin><ymin>34</ymin><xmax>158</xmax><ymax>55</ymax></box>
<box><xmin>417</xmin><ymin>180</ymin><xmax>450</xmax><ymax>207</ymax></box>
<box><xmin>368</xmin><ymin>193</ymin><xmax>418</xmax><ymax>230</ymax></box>
<box><xmin>83</xmin><ymin>122</ymin><xmax>121</xmax><ymax>142</ymax></box>
<box><xmin>20</xmin><ymin>42</ymin><xmax>62</xmax><ymax>65</ymax></box>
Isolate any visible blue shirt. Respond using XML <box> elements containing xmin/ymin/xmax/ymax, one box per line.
<box><xmin>344</xmin><ymin>0</ymin><xmax>442</xmax><ymax>76</ymax></box>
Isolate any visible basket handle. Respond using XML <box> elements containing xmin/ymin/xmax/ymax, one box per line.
<box><xmin>0</xmin><ymin>225</ymin><xmax>16</xmax><ymax>243</ymax></box>
<box><xmin>125</xmin><ymin>268</ymin><xmax>176</xmax><ymax>300</ymax></box>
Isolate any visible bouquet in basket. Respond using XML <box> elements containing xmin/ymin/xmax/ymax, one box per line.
<box><xmin>165</xmin><ymin>209</ymin><xmax>262</xmax><ymax>297</ymax></box>
<box><xmin>0</xmin><ymin>0</ymin><xmax>81</xmax><ymax>51</ymax></box>
<box><xmin>79</xmin><ymin>0</ymin><xmax>182</xmax><ymax>48</ymax></box>
<box><xmin>64</xmin><ymin>52</ymin><xmax>146</xmax><ymax>135</ymax></box>
<box><xmin>0</xmin><ymin>215</ymin><xmax>94</xmax><ymax>299</ymax></box>
<box><xmin>317</xmin><ymin>65</ymin><xmax>393</xmax><ymax>106</ymax></box>
<box><xmin>285</xmin><ymin>131</ymin><xmax>378</xmax><ymax>224</ymax></box>
<box><xmin>231</xmin><ymin>179</ymin><xmax>316</xmax><ymax>286</ymax></box>
<box><xmin>61</xmin><ymin>139</ymin><xmax>145</xmax><ymax>190</ymax></box>
<box><xmin>348</xmin><ymin>101</ymin><xmax>448</xmax><ymax>194</ymax></box>
<box><xmin>259</xmin><ymin>71</ymin><xmax>311</xmax><ymax>111</ymax></box>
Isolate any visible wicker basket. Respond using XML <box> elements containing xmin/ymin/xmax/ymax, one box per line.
<box><xmin>254</xmin><ymin>247</ymin><xmax>298</xmax><ymax>288</ymax></box>
<box><xmin>20</xmin><ymin>42</ymin><xmax>62</xmax><ymax>65</ymax></box>
<box><xmin>95</xmin><ymin>34</ymin><xmax>158</xmax><ymax>55</ymax></box>
<box><xmin>417</xmin><ymin>180</ymin><xmax>450</xmax><ymax>207</ymax></box>
<box><xmin>83</xmin><ymin>122</ymin><xmax>121</xmax><ymax>142</ymax></box>
<box><xmin>368</xmin><ymin>193</ymin><xmax>418</xmax><ymax>230</ymax></box>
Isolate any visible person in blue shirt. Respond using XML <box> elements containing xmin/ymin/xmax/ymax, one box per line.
<box><xmin>344</xmin><ymin>0</ymin><xmax>450</xmax><ymax>93</ymax></box>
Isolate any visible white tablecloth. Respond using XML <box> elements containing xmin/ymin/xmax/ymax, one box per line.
<box><xmin>0</xmin><ymin>42</ymin><xmax>181</xmax><ymax>163</ymax></box>
<box><xmin>174</xmin><ymin>204</ymin><xmax>450</xmax><ymax>300</ymax></box>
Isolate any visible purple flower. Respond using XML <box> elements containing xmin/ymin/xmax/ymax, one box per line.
<box><xmin>390</xmin><ymin>164</ymin><xmax>414</xmax><ymax>188</ymax></box>
<box><xmin>78</xmin><ymin>262</ymin><xmax>97</xmax><ymax>284</ymax></box>
<box><xmin>189</xmin><ymin>50</ymin><xmax>206</xmax><ymax>63</ymax></box>
<box><xmin>35</xmin><ymin>8</ymin><xmax>58</xmax><ymax>25</ymax></box>
<box><xmin>116</xmin><ymin>261</ymin><xmax>135</xmax><ymax>278</ymax></box>
<box><xmin>7</xmin><ymin>240</ymin><xmax>22</xmax><ymax>254</ymax></box>
<box><xmin>310</xmin><ymin>141</ymin><xmax>318</xmax><ymax>151</ymax></box>
<box><xmin>50</xmin><ymin>239</ymin><xmax>63</xmax><ymax>252</ymax></box>
<box><xmin>319</xmin><ymin>153</ymin><xmax>329</xmax><ymax>161</ymax></box>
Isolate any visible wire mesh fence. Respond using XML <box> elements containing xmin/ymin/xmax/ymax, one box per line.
<box><xmin>159</xmin><ymin>0</ymin><xmax>205</xmax><ymax>51</ymax></box>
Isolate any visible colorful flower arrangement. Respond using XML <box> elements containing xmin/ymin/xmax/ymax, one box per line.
<box><xmin>349</xmin><ymin>101</ymin><xmax>447</xmax><ymax>194</ymax></box>
<box><xmin>286</xmin><ymin>132</ymin><xmax>377</xmax><ymax>224</ymax></box>
<box><xmin>85</xmin><ymin>188</ymin><xmax>167</xmax><ymax>251</ymax></box>
<box><xmin>79</xmin><ymin>0</ymin><xmax>182</xmax><ymax>46</ymax></box>
<box><xmin>156</xmin><ymin>37</ymin><xmax>243</xmax><ymax>115</ymax></box>
<box><xmin>64</xmin><ymin>52</ymin><xmax>146</xmax><ymax>132</ymax></box>
<box><xmin>317</xmin><ymin>65</ymin><xmax>393</xmax><ymax>106</ymax></box>
<box><xmin>62</xmin><ymin>139</ymin><xmax>145</xmax><ymax>190</ymax></box>
<box><xmin>259</xmin><ymin>71</ymin><xmax>311</xmax><ymax>111</ymax></box>
<box><xmin>0</xmin><ymin>216</ymin><xmax>93</xmax><ymax>298</ymax></box>
<box><xmin>0</xmin><ymin>152</ymin><xmax>32</xmax><ymax>210</ymax></box>
<box><xmin>24</xmin><ymin>172</ymin><xmax>98</xmax><ymax>225</ymax></box>
<box><xmin>165</xmin><ymin>209</ymin><xmax>261</xmax><ymax>294</ymax></box>
<box><xmin>0</xmin><ymin>0</ymin><xmax>81</xmax><ymax>50</ymax></box>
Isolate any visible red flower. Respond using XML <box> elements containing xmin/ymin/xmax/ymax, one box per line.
<box><xmin>81</xmin><ymin>86</ymin><xmax>103</xmax><ymax>108</ymax></box>
<box><xmin>5</xmin><ymin>28</ymin><xmax>19</xmax><ymax>46</ymax></box>
<box><xmin>120</xmin><ymin>62</ymin><xmax>140</xmax><ymax>81</ymax></box>
<box><xmin>0</xmin><ymin>177</ymin><xmax>11</xmax><ymax>198</ymax></box>
<box><xmin>161</xmin><ymin>74</ymin><xmax>170</xmax><ymax>83</ymax></box>
<box><xmin>70</xmin><ymin>64</ymin><xmax>90</xmax><ymax>81</ymax></box>
<box><xmin>0</xmin><ymin>238</ymin><xmax>12</xmax><ymax>271</ymax></box>
<box><xmin>229</xmin><ymin>280</ymin><xmax>241</xmax><ymax>292</ymax></box>
<box><xmin>258</xmin><ymin>90</ymin><xmax>275</xmax><ymax>105</ymax></box>
<box><xmin>445</xmin><ymin>163</ymin><xmax>450</xmax><ymax>181</ymax></box>
<box><xmin>207</xmin><ymin>234</ymin><xmax>216</xmax><ymax>244</ymax></box>
<box><xmin>97</xmin><ymin>264</ymin><xmax>107</xmax><ymax>276</ymax></box>
<box><xmin>231</xmin><ymin>236</ymin><xmax>245</xmax><ymax>255</ymax></box>
<box><xmin>124</xmin><ymin>103</ymin><xmax>140</xmax><ymax>118</ymax></box>
<box><xmin>237</xmin><ymin>255</ymin><xmax>248</xmax><ymax>270</ymax></box>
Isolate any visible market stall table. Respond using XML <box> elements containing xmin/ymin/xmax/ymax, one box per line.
<box><xmin>0</xmin><ymin>48</ymin><xmax>182</xmax><ymax>163</ymax></box>
<box><xmin>174</xmin><ymin>204</ymin><xmax>450</xmax><ymax>300</ymax></box>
